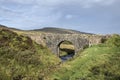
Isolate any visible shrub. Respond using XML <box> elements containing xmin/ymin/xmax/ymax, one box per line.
<box><xmin>106</xmin><ymin>34</ymin><xmax>120</xmax><ymax>47</ymax></box>
<box><xmin>0</xmin><ymin>28</ymin><xmax>61</xmax><ymax>80</ymax></box>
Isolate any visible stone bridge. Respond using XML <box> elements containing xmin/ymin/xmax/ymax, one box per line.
<box><xmin>42</xmin><ymin>34</ymin><xmax>89</xmax><ymax>56</ymax></box>
<box><xmin>25</xmin><ymin>32</ymin><xmax>103</xmax><ymax>56</ymax></box>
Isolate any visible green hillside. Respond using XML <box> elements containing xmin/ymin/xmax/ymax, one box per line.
<box><xmin>32</xmin><ymin>27</ymin><xmax>93</xmax><ymax>34</ymax></box>
<box><xmin>43</xmin><ymin>34</ymin><xmax>120</xmax><ymax>80</ymax></box>
<box><xmin>0</xmin><ymin>28</ymin><xmax>60</xmax><ymax>80</ymax></box>
<box><xmin>0</xmin><ymin>25</ymin><xmax>120</xmax><ymax>80</ymax></box>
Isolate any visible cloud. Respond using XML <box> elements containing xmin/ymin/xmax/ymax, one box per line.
<box><xmin>64</xmin><ymin>0</ymin><xmax>116</xmax><ymax>8</ymax></box>
<box><xmin>0</xmin><ymin>0</ymin><xmax>116</xmax><ymax>7</ymax></box>
<box><xmin>0</xmin><ymin>0</ymin><xmax>120</xmax><ymax>34</ymax></box>
<box><xmin>65</xmin><ymin>14</ymin><xmax>73</xmax><ymax>19</ymax></box>
<box><xmin>1</xmin><ymin>0</ymin><xmax>34</xmax><ymax>4</ymax></box>
<box><xmin>0</xmin><ymin>0</ymin><xmax>63</xmax><ymax>28</ymax></box>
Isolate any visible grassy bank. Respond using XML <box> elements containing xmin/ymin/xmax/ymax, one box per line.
<box><xmin>46</xmin><ymin>35</ymin><xmax>120</xmax><ymax>80</ymax></box>
<box><xmin>0</xmin><ymin>28</ymin><xmax>60</xmax><ymax>80</ymax></box>
<box><xmin>0</xmin><ymin>27</ymin><xmax>120</xmax><ymax>80</ymax></box>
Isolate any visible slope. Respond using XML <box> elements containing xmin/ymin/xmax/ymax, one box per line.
<box><xmin>0</xmin><ymin>28</ymin><xmax>60</xmax><ymax>80</ymax></box>
<box><xmin>46</xmin><ymin>34</ymin><xmax>120</xmax><ymax>80</ymax></box>
<box><xmin>32</xmin><ymin>27</ymin><xmax>93</xmax><ymax>34</ymax></box>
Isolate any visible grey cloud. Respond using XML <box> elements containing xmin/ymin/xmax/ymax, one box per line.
<box><xmin>1</xmin><ymin>0</ymin><xmax>117</xmax><ymax>7</ymax></box>
<box><xmin>0</xmin><ymin>0</ymin><xmax>120</xmax><ymax>34</ymax></box>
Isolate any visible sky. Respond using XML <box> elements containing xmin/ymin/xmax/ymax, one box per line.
<box><xmin>0</xmin><ymin>0</ymin><xmax>120</xmax><ymax>34</ymax></box>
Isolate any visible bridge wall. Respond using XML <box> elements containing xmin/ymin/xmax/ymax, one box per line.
<box><xmin>26</xmin><ymin>33</ymin><xmax>103</xmax><ymax>56</ymax></box>
<box><xmin>40</xmin><ymin>34</ymin><xmax>89</xmax><ymax>55</ymax></box>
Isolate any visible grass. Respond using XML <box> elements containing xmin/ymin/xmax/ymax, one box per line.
<box><xmin>59</xmin><ymin>44</ymin><xmax>74</xmax><ymax>57</ymax></box>
<box><xmin>0</xmin><ymin>28</ymin><xmax>61</xmax><ymax>80</ymax></box>
<box><xmin>0</xmin><ymin>27</ymin><xmax>120</xmax><ymax>80</ymax></box>
<box><xmin>47</xmin><ymin>46</ymin><xmax>120</xmax><ymax>80</ymax></box>
<box><xmin>46</xmin><ymin>35</ymin><xmax>120</xmax><ymax>80</ymax></box>
<box><xmin>60</xmin><ymin>44</ymin><xmax>74</xmax><ymax>50</ymax></box>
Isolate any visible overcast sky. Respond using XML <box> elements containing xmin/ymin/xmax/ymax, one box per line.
<box><xmin>0</xmin><ymin>0</ymin><xmax>120</xmax><ymax>34</ymax></box>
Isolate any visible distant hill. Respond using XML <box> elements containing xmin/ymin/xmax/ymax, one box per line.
<box><xmin>0</xmin><ymin>24</ymin><xmax>21</xmax><ymax>31</ymax></box>
<box><xmin>32</xmin><ymin>27</ymin><xmax>93</xmax><ymax>34</ymax></box>
<box><xmin>0</xmin><ymin>24</ymin><xmax>93</xmax><ymax>34</ymax></box>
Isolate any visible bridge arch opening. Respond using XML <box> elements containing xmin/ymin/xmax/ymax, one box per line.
<box><xmin>57</xmin><ymin>40</ymin><xmax>75</xmax><ymax>61</ymax></box>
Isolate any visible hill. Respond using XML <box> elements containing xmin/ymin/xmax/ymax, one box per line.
<box><xmin>0</xmin><ymin>24</ymin><xmax>93</xmax><ymax>34</ymax></box>
<box><xmin>0</xmin><ymin>24</ymin><xmax>120</xmax><ymax>80</ymax></box>
<box><xmin>46</xmin><ymin>34</ymin><xmax>120</xmax><ymax>80</ymax></box>
<box><xmin>0</xmin><ymin>28</ymin><xmax>60</xmax><ymax>80</ymax></box>
<box><xmin>0</xmin><ymin>24</ymin><xmax>21</xmax><ymax>31</ymax></box>
<box><xmin>32</xmin><ymin>27</ymin><xmax>93</xmax><ymax>34</ymax></box>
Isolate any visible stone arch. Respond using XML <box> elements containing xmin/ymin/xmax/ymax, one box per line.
<box><xmin>57</xmin><ymin>40</ymin><xmax>75</xmax><ymax>56</ymax></box>
<box><xmin>42</xmin><ymin>34</ymin><xmax>90</xmax><ymax>56</ymax></box>
<box><xmin>56</xmin><ymin>40</ymin><xmax>75</xmax><ymax>57</ymax></box>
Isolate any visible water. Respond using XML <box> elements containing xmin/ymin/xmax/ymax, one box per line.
<box><xmin>59</xmin><ymin>53</ymin><xmax>74</xmax><ymax>61</ymax></box>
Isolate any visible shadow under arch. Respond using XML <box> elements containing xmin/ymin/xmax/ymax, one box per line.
<box><xmin>57</xmin><ymin>40</ymin><xmax>75</xmax><ymax>61</ymax></box>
